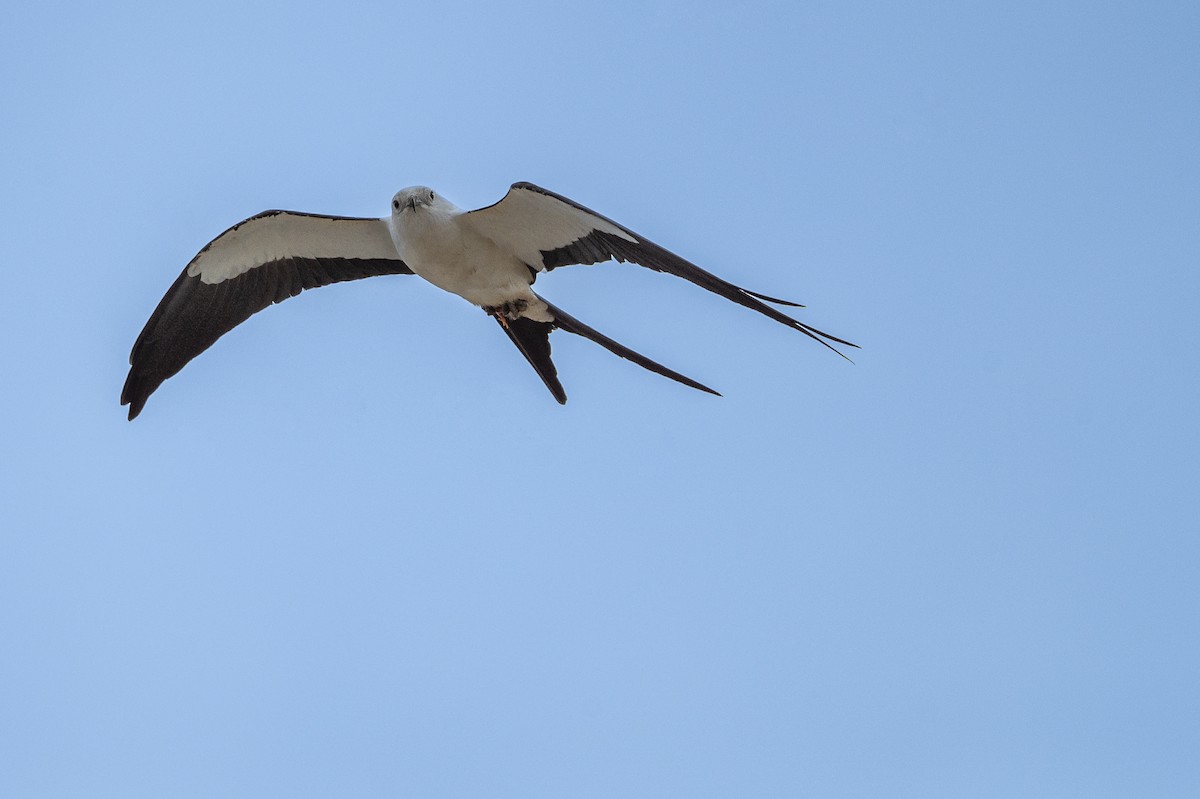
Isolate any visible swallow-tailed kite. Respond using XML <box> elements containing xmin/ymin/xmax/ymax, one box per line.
<box><xmin>121</xmin><ymin>182</ymin><xmax>855</xmax><ymax>419</ymax></box>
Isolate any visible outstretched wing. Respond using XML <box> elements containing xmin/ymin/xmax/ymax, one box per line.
<box><xmin>122</xmin><ymin>210</ymin><xmax>412</xmax><ymax>420</ymax></box>
<box><xmin>462</xmin><ymin>182</ymin><xmax>857</xmax><ymax>354</ymax></box>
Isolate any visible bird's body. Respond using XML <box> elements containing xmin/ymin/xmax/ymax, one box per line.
<box><xmin>122</xmin><ymin>182</ymin><xmax>855</xmax><ymax>420</ymax></box>
<box><xmin>387</xmin><ymin>187</ymin><xmax>550</xmax><ymax>320</ymax></box>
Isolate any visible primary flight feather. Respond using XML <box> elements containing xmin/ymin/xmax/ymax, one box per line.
<box><xmin>121</xmin><ymin>182</ymin><xmax>855</xmax><ymax>420</ymax></box>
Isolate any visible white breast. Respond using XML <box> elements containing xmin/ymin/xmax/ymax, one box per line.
<box><xmin>388</xmin><ymin>206</ymin><xmax>533</xmax><ymax>309</ymax></box>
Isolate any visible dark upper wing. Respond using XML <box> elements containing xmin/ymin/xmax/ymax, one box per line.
<box><xmin>461</xmin><ymin>182</ymin><xmax>857</xmax><ymax>355</ymax></box>
<box><xmin>121</xmin><ymin>210</ymin><xmax>412</xmax><ymax>420</ymax></box>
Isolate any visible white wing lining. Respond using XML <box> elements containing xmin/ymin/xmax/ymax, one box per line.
<box><xmin>188</xmin><ymin>212</ymin><xmax>398</xmax><ymax>284</ymax></box>
<box><xmin>461</xmin><ymin>184</ymin><xmax>636</xmax><ymax>271</ymax></box>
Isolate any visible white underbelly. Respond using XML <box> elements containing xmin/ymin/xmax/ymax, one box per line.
<box><xmin>413</xmin><ymin>256</ymin><xmax>532</xmax><ymax>308</ymax></box>
<box><xmin>391</xmin><ymin>214</ymin><xmax>532</xmax><ymax>308</ymax></box>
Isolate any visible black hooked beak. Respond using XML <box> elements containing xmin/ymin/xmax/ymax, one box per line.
<box><xmin>406</xmin><ymin>196</ymin><xmax>417</xmax><ymax>212</ymax></box>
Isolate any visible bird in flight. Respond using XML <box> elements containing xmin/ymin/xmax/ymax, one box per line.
<box><xmin>121</xmin><ymin>182</ymin><xmax>855</xmax><ymax>420</ymax></box>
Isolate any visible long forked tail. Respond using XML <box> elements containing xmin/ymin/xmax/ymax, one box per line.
<box><xmin>495</xmin><ymin>315</ymin><xmax>566</xmax><ymax>404</ymax></box>
<box><xmin>493</xmin><ymin>297</ymin><xmax>720</xmax><ymax>404</ymax></box>
<box><xmin>545</xmin><ymin>295</ymin><xmax>719</xmax><ymax>398</ymax></box>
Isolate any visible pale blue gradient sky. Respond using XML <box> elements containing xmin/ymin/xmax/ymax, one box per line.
<box><xmin>2</xmin><ymin>2</ymin><xmax>1198</xmax><ymax>797</ymax></box>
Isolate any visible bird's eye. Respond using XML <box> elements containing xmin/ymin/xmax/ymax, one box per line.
<box><xmin>392</xmin><ymin>199</ymin><xmax>400</xmax><ymax>210</ymax></box>
<box><xmin>429</xmin><ymin>192</ymin><xmax>435</xmax><ymax>200</ymax></box>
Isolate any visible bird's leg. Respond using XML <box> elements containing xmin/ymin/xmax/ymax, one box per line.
<box><xmin>483</xmin><ymin>299</ymin><xmax>528</xmax><ymax>320</ymax></box>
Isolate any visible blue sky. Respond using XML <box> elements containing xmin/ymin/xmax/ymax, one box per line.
<box><xmin>2</xmin><ymin>1</ymin><xmax>1197</xmax><ymax>796</ymax></box>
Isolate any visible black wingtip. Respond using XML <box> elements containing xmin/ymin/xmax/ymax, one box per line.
<box><xmin>742</xmin><ymin>288</ymin><xmax>805</xmax><ymax>308</ymax></box>
<box><xmin>121</xmin><ymin>374</ymin><xmax>147</xmax><ymax>421</ymax></box>
<box><xmin>790</xmin><ymin>319</ymin><xmax>860</xmax><ymax>362</ymax></box>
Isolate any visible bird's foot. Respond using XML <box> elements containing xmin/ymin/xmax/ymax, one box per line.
<box><xmin>483</xmin><ymin>299</ymin><xmax>528</xmax><ymax>320</ymax></box>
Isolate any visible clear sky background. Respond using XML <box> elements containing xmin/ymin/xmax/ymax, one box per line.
<box><xmin>2</xmin><ymin>2</ymin><xmax>1197</xmax><ymax>797</ymax></box>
